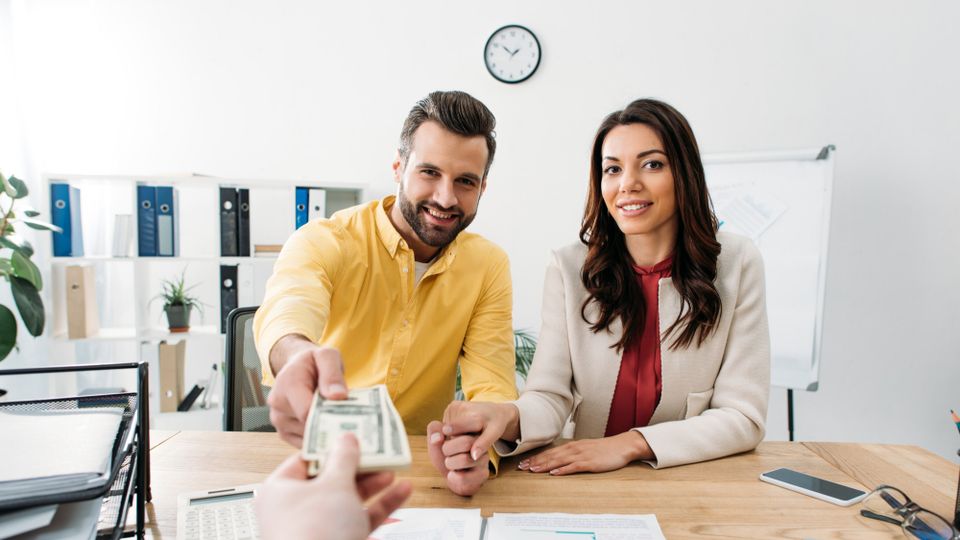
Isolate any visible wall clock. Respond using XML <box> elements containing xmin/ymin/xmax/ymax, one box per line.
<box><xmin>484</xmin><ymin>24</ymin><xmax>541</xmax><ymax>84</ymax></box>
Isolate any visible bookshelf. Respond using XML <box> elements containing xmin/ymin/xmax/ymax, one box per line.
<box><xmin>39</xmin><ymin>174</ymin><xmax>366</xmax><ymax>430</ymax></box>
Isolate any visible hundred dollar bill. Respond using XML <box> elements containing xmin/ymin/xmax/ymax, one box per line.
<box><xmin>302</xmin><ymin>384</ymin><xmax>411</xmax><ymax>475</ymax></box>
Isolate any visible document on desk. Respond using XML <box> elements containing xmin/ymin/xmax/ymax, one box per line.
<box><xmin>369</xmin><ymin>508</ymin><xmax>482</xmax><ymax>540</ymax></box>
<box><xmin>486</xmin><ymin>512</ymin><xmax>666</xmax><ymax>540</ymax></box>
<box><xmin>302</xmin><ymin>384</ymin><xmax>412</xmax><ymax>474</ymax></box>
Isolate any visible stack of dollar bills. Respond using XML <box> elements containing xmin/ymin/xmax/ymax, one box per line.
<box><xmin>302</xmin><ymin>384</ymin><xmax>412</xmax><ymax>475</ymax></box>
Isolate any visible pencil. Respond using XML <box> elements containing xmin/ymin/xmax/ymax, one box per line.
<box><xmin>951</xmin><ymin>409</ymin><xmax>960</xmax><ymax>434</ymax></box>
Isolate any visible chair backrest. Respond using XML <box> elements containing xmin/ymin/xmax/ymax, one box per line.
<box><xmin>223</xmin><ymin>306</ymin><xmax>275</xmax><ymax>432</ymax></box>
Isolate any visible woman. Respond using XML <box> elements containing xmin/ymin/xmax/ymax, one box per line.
<box><xmin>433</xmin><ymin>98</ymin><xmax>769</xmax><ymax>479</ymax></box>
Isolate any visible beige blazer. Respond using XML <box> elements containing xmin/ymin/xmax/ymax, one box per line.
<box><xmin>499</xmin><ymin>232</ymin><xmax>770</xmax><ymax>469</ymax></box>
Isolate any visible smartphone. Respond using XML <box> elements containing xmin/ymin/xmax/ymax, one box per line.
<box><xmin>759</xmin><ymin>467</ymin><xmax>868</xmax><ymax>506</ymax></box>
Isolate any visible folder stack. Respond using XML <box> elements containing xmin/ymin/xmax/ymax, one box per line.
<box><xmin>220</xmin><ymin>187</ymin><xmax>251</xmax><ymax>256</ymax></box>
<box><xmin>294</xmin><ymin>186</ymin><xmax>327</xmax><ymax>229</ymax></box>
<box><xmin>49</xmin><ymin>183</ymin><xmax>84</xmax><ymax>257</ymax></box>
<box><xmin>137</xmin><ymin>184</ymin><xmax>179</xmax><ymax>257</ymax></box>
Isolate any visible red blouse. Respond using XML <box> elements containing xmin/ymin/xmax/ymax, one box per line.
<box><xmin>604</xmin><ymin>255</ymin><xmax>673</xmax><ymax>437</ymax></box>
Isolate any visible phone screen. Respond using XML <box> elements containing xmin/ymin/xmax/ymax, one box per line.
<box><xmin>763</xmin><ymin>468</ymin><xmax>866</xmax><ymax>501</ymax></box>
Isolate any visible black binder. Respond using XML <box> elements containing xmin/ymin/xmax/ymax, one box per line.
<box><xmin>237</xmin><ymin>188</ymin><xmax>250</xmax><ymax>257</ymax></box>
<box><xmin>219</xmin><ymin>187</ymin><xmax>238</xmax><ymax>256</ymax></box>
<box><xmin>220</xmin><ymin>264</ymin><xmax>238</xmax><ymax>333</ymax></box>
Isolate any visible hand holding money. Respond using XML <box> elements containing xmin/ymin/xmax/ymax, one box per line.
<box><xmin>301</xmin><ymin>385</ymin><xmax>412</xmax><ymax>475</ymax></box>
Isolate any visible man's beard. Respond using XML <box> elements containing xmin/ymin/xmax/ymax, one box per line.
<box><xmin>398</xmin><ymin>184</ymin><xmax>477</xmax><ymax>248</ymax></box>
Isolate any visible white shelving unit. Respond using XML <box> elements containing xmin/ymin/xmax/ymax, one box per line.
<box><xmin>39</xmin><ymin>173</ymin><xmax>365</xmax><ymax>430</ymax></box>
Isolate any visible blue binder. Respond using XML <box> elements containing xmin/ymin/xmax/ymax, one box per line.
<box><xmin>156</xmin><ymin>186</ymin><xmax>177</xmax><ymax>257</ymax></box>
<box><xmin>295</xmin><ymin>187</ymin><xmax>308</xmax><ymax>229</ymax></box>
<box><xmin>137</xmin><ymin>185</ymin><xmax>157</xmax><ymax>257</ymax></box>
<box><xmin>50</xmin><ymin>183</ymin><xmax>83</xmax><ymax>257</ymax></box>
<box><xmin>69</xmin><ymin>186</ymin><xmax>84</xmax><ymax>256</ymax></box>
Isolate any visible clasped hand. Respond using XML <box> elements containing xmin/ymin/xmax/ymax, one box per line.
<box><xmin>426</xmin><ymin>401</ymin><xmax>518</xmax><ymax>496</ymax></box>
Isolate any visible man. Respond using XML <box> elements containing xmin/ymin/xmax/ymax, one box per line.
<box><xmin>253</xmin><ymin>90</ymin><xmax>517</xmax><ymax>496</ymax></box>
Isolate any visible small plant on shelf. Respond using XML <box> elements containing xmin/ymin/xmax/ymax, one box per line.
<box><xmin>154</xmin><ymin>271</ymin><xmax>204</xmax><ymax>333</ymax></box>
<box><xmin>0</xmin><ymin>171</ymin><xmax>61</xmax><ymax>364</ymax></box>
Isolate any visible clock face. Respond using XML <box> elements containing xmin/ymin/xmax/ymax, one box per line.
<box><xmin>484</xmin><ymin>25</ymin><xmax>541</xmax><ymax>84</ymax></box>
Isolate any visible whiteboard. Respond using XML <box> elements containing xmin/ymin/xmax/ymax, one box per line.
<box><xmin>703</xmin><ymin>146</ymin><xmax>835</xmax><ymax>391</ymax></box>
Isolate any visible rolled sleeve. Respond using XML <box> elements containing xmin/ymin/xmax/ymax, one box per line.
<box><xmin>495</xmin><ymin>256</ymin><xmax>575</xmax><ymax>457</ymax></box>
<box><xmin>252</xmin><ymin>222</ymin><xmax>344</xmax><ymax>385</ymax></box>
<box><xmin>458</xmin><ymin>248</ymin><xmax>518</xmax><ymax>405</ymax></box>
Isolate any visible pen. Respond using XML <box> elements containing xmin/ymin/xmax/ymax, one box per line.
<box><xmin>951</xmin><ymin>409</ymin><xmax>960</xmax><ymax>435</ymax></box>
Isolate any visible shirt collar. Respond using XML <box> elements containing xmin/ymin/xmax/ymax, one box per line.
<box><xmin>374</xmin><ymin>195</ymin><xmax>460</xmax><ymax>264</ymax></box>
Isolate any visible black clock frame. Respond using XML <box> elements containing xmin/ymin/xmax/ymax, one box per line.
<box><xmin>484</xmin><ymin>24</ymin><xmax>541</xmax><ymax>84</ymax></box>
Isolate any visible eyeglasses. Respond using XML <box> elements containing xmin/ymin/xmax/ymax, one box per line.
<box><xmin>859</xmin><ymin>485</ymin><xmax>960</xmax><ymax>540</ymax></box>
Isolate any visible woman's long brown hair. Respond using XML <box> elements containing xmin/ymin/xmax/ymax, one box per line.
<box><xmin>580</xmin><ymin>99</ymin><xmax>721</xmax><ymax>351</ymax></box>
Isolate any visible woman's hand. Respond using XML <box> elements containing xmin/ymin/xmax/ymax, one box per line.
<box><xmin>518</xmin><ymin>431</ymin><xmax>653</xmax><ymax>476</ymax></box>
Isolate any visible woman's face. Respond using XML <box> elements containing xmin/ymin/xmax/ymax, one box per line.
<box><xmin>599</xmin><ymin>123</ymin><xmax>679</xmax><ymax>248</ymax></box>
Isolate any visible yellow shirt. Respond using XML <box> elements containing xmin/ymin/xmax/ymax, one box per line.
<box><xmin>253</xmin><ymin>195</ymin><xmax>518</xmax><ymax>435</ymax></box>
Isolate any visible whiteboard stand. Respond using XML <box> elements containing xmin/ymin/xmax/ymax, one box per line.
<box><xmin>704</xmin><ymin>145</ymin><xmax>836</xmax><ymax>442</ymax></box>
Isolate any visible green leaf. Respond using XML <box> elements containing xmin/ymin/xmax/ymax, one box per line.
<box><xmin>7</xmin><ymin>176</ymin><xmax>28</xmax><ymax>199</ymax></box>
<box><xmin>13</xmin><ymin>217</ymin><xmax>62</xmax><ymax>233</ymax></box>
<box><xmin>11</xmin><ymin>251</ymin><xmax>42</xmax><ymax>290</ymax></box>
<box><xmin>0</xmin><ymin>304</ymin><xmax>16</xmax><ymax>360</ymax></box>
<box><xmin>24</xmin><ymin>210</ymin><xmax>40</xmax><ymax>217</ymax></box>
<box><xmin>0</xmin><ymin>172</ymin><xmax>14</xmax><ymax>198</ymax></box>
<box><xmin>11</xmin><ymin>276</ymin><xmax>44</xmax><ymax>337</ymax></box>
<box><xmin>0</xmin><ymin>237</ymin><xmax>34</xmax><ymax>257</ymax></box>
<box><xmin>0</xmin><ymin>258</ymin><xmax>13</xmax><ymax>275</ymax></box>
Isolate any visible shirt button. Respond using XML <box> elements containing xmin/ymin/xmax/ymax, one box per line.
<box><xmin>390</xmin><ymin>368</ymin><xmax>400</xmax><ymax>376</ymax></box>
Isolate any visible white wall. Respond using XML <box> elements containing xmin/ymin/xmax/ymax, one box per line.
<box><xmin>4</xmin><ymin>0</ymin><xmax>959</xmax><ymax>459</ymax></box>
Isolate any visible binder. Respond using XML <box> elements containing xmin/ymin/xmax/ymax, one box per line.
<box><xmin>294</xmin><ymin>187</ymin><xmax>308</xmax><ymax>229</ymax></box>
<box><xmin>68</xmin><ymin>185</ymin><xmax>84</xmax><ymax>257</ymax></box>
<box><xmin>158</xmin><ymin>340</ymin><xmax>186</xmax><ymax>413</ymax></box>
<box><xmin>136</xmin><ymin>185</ymin><xmax>157</xmax><ymax>257</ymax></box>
<box><xmin>237</xmin><ymin>263</ymin><xmax>255</xmax><ymax>308</ymax></box>
<box><xmin>155</xmin><ymin>186</ymin><xmax>178</xmax><ymax>257</ymax></box>
<box><xmin>308</xmin><ymin>188</ymin><xmax>326</xmax><ymax>222</ymax></box>
<box><xmin>65</xmin><ymin>265</ymin><xmax>99</xmax><ymax>339</ymax></box>
<box><xmin>50</xmin><ymin>183</ymin><xmax>84</xmax><ymax>257</ymax></box>
<box><xmin>219</xmin><ymin>264</ymin><xmax>238</xmax><ymax>334</ymax></box>
<box><xmin>220</xmin><ymin>187</ymin><xmax>238</xmax><ymax>256</ymax></box>
<box><xmin>237</xmin><ymin>188</ymin><xmax>251</xmax><ymax>256</ymax></box>
<box><xmin>111</xmin><ymin>214</ymin><xmax>133</xmax><ymax>257</ymax></box>
<box><xmin>177</xmin><ymin>384</ymin><xmax>204</xmax><ymax>412</ymax></box>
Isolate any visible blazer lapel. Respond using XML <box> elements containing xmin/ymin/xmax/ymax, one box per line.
<box><xmin>649</xmin><ymin>276</ymin><xmax>687</xmax><ymax>425</ymax></box>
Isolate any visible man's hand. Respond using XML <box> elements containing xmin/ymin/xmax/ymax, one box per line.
<box><xmin>255</xmin><ymin>433</ymin><xmax>412</xmax><ymax>540</ymax></box>
<box><xmin>425</xmin><ymin>401</ymin><xmax>519</xmax><ymax>496</ymax></box>
<box><xmin>267</xmin><ymin>336</ymin><xmax>349</xmax><ymax>447</ymax></box>
<box><xmin>426</xmin><ymin>420</ymin><xmax>489</xmax><ymax>496</ymax></box>
<box><xmin>517</xmin><ymin>431</ymin><xmax>653</xmax><ymax>476</ymax></box>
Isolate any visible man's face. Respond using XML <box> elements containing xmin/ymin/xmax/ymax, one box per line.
<box><xmin>392</xmin><ymin>121</ymin><xmax>488</xmax><ymax>249</ymax></box>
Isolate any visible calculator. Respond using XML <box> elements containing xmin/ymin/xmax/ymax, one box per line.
<box><xmin>177</xmin><ymin>484</ymin><xmax>261</xmax><ymax>540</ymax></box>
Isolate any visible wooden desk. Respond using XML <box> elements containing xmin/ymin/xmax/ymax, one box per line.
<box><xmin>145</xmin><ymin>431</ymin><xmax>958</xmax><ymax>539</ymax></box>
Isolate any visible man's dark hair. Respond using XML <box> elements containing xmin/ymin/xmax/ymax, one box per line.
<box><xmin>398</xmin><ymin>90</ymin><xmax>497</xmax><ymax>178</ymax></box>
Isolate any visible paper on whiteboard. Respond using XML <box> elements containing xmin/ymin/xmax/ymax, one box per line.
<box><xmin>713</xmin><ymin>189</ymin><xmax>787</xmax><ymax>241</ymax></box>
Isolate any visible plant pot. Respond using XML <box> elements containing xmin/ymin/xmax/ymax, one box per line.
<box><xmin>165</xmin><ymin>304</ymin><xmax>192</xmax><ymax>333</ymax></box>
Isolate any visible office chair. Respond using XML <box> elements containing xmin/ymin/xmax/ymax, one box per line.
<box><xmin>223</xmin><ymin>306</ymin><xmax>276</xmax><ymax>432</ymax></box>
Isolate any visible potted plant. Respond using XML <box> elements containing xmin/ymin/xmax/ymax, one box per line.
<box><xmin>454</xmin><ymin>329</ymin><xmax>537</xmax><ymax>400</ymax></box>
<box><xmin>0</xmin><ymin>171</ymin><xmax>61</xmax><ymax>397</ymax></box>
<box><xmin>154</xmin><ymin>271</ymin><xmax>203</xmax><ymax>333</ymax></box>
